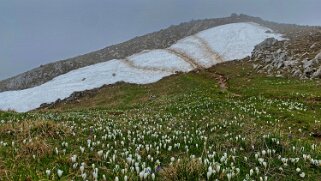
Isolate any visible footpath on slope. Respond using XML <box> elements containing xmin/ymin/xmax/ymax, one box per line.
<box><xmin>165</xmin><ymin>48</ymin><xmax>202</xmax><ymax>69</ymax></box>
<box><xmin>120</xmin><ymin>35</ymin><xmax>226</xmax><ymax>73</ymax></box>
<box><xmin>192</xmin><ymin>35</ymin><xmax>225</xmax><ymax>63</ymax></box>
<box><xmin>117</xmin><ymin>35</ymin><xmax>226</xmax><ymax>74</ymax></box>
<box><xmin>119</xmin><ymin>58</ymin><xmax>177</xmax><ymax>73</ymax></box>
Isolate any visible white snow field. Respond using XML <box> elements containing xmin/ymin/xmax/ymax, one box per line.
<box><xmin>0</xmin><ymin>22</ymin><xmax>283</xmax><ymax>112</ymax></box>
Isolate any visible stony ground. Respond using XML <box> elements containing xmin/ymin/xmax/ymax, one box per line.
<box><xmin>0</xmin><ymin>61</ymin><xmax>321</xmax><ymax>180</ymax></box>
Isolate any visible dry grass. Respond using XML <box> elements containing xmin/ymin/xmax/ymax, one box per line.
<box><xmin>0</xmin><ymin>120</ymin><xmax>68</xmax><ymax>160</ymax></box>
<box><xmin>18</xmin><ymin>139</ymin><xmax>52</xmax><ymax>159</ymax></box>
<box><xmin>0</xmin><ymin>159</ymin><xmax>10</xmax><ymax>180</ymax></box>
<box><xmin>0</xmin><ymin>120</ymin><xmax>69</xmax><ymax>140</ymax></box>
<box><xmin>159</xmin><ymin>159</ymin><xmax>204</xmax><ymax>181</ymax></box>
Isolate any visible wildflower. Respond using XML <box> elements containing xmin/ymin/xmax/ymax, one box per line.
<box><xmin>299</xmin><ymin>172</ymin><xmax>305</xmax><ymax>178</ymax></box>
<box><xmin>139</xmin><ymin>171</ymin><xmax>144</xmax><ymax>180</ymax></box>
<box><xmin>57</xmin><ymin>169</ymin><xmax>63</xmax><ymax>178</ymax></box>
<box><xmin>73</xmin><ymin>163</ymin><xmax>78</xmax><ymax>169</ymax></box>
<box><xmin>97</xmin><ymin>150</ymin><xmax>104</xmax><ymax>157</ymax></box>
<box><xmin>81</xmin><ymin>173</ymin><xmax>87</xmax><ymax>180</ymax></box>
<box><xmin>80</xmin><ymin>165</ymin><xmax>85</xmax><ymax>173</ymax></box>
<box><xmin>255</xmin><ymin>167</ymin><xmax>260</xmax><ymax>175</ymax></box>
<box><xmin>244</xmin><ymin>156</ymin><xmax>248</xmax><ymax>162</ymax></box>
<box><xmin>80</xmin><ymin>146</ymin><xmax>85</xmax><ymax>153</ymax></box>
<box><xmin>170</xmin><ymin>157</ymin><xmax>175</xmax><ymax>162</ymax></box>
<box><xmin>143</xmin><ymin>172</ymin><xmax>148</xmax><ymax>179</ymax></box>
<box><xmin>207</xmin><ymin>171</ymin><xmax>212</xmax><ymax>179</ymax></box>
<box><xmin>71</xmin><ymin>155</ymin><xmax>77</xmax><ymax>163</ymax></box>
<box><xmin>45</xmin><ymin>169</ymin><xmax>51</xmax><ymax>177</ymax></box>
<box><xmin>227</xmin><ymin>173</ymin><xmax>232</xmax><ymax>181</ymax></box>
<box><xmin>93</xmin><ymin>168</ymin><xmax>98</xmax><ymax>180</ymax></box>
<box><xmin>250</xmin><ymin>169</ymin><xmax>254</xmax><ymax>176</ymax></box>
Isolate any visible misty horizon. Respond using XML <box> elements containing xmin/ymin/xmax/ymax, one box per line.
<box><xmin>1</xmin><ymin>0</ymin><xmax>321</xmax><ymax>81</ymax></box>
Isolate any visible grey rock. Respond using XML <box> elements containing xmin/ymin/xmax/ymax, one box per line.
<box><xmin>315</xmin><ymin>50</ymin><xmax>321</xmax><ymax>60</ymax></box>
<box><xmin>303</xmin><ymin>66</ymin><xmax>315</xmax><ymax>77</ymax></box>
<box><xmin>292</xmin><ymin>69</ymin><xmax>302</xmax><ymax>77</ymax></box>
<box><xmin>283</xmin><ymin>60</ymin><xmax>298</xmax><ymax>68</ymax></box>
<box><xmin>312</xmin><ymin>66</ymin><xmax>321</xmax><ymax>78</ymax></box>
<box><xmin>254</xmin><ymin>38</ymin><xmax>278</xmax><ymax>50</ymax></box>
<box><xmin>302</xmin><ymin>59</ymin><xmax>315</xmax><ymax>69</ymax></box>
<box><xmin>263</xmin><ymin>58</ymin><xmax>272</xmax><ymax>63</ymax></box>
<box><xmin>252</xmin><ymin>64</ymin><xmax>259</xmax><ymax>69</ymax></box>
<box><xmin>276</xmin><ymin>61</ymin><xmax>284</xmax><ymax>69</ymax></box>
<box><xmin>310</xmin><ymin>43</ymin><xmax>317</xmax><ymax>49</ymax></box>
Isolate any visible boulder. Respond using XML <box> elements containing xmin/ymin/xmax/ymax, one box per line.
<box><xmin>276</xmin><ymin>61</ymin><xmax>284</xmax><ymax>69</ymax></box>
<box><xmin>254</xmin><ymin>38</ymin><xmax>278</xmax><ymax>50</ymax></box>
<box><xmin>283</xmin><ymin>60</ymin><xmax>298</xmax><ymax>68</ymax></box>
<box><xmin>292</xmin><ymin>69</ymin><xmax>302</xmax><ymax>77</ymax></box>
<box><xmin>302</xmin><ymin>59</ymin><xmax>316</xmax><ymax>69</ymax></box>
<box><xmin>312</xmin><ymin>66</ymin><xmax>321</xmax><ymax>78</ymax></box>
<box><xmin>303</xmin><ymin>66</ymin><xmax>315</xmax><ymax>77</ymax></box>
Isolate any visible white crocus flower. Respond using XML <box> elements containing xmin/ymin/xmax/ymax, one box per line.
<box><xmin>57</xmin><ymin>169</ymin><xmax>63</xmax><ymax>178</ymax></box>
<box><xmin>71</xmin><ymin>155</ymin><xmax>77</xmax><ymax>163</ymax></box>
<box><xmin>45</xmin><ymin>169</ymin><xmax>51</xmax><ymax>177</ymax></box>
<box><xmin>299</xmin><ymin>172</ymin><xmax>305</xmax><ymax>178</ymax></box>
<box><xmin>80</xmin><ymin>165</ymin><xmax>85</xmax><ymax>173</ymax></box>
<box><xmin>81</xmin><ymin>173</ymin><xmax>87</xmax><ymax>180</ymax></box>
<box><xmin>97</xmin><ymin>150</ymin><xmax>104</xmax><ymax>157</ymax></box>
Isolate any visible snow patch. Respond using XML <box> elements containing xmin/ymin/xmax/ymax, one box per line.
<box><xmin>0</xmin><ymin>22</ymin><xmax>283</xmax><ymax>112</ymax></box>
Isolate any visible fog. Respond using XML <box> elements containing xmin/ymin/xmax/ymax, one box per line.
<box><xmin>1</xmin><ymin>0</ymin><xmax>320</xmax><ymax>80</ymax></box>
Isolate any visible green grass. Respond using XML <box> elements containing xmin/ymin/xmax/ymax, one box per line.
<box><xmin>0</xmin><ymin>61</ymin><xmax>321</xmax><ymax>180</ymax></box>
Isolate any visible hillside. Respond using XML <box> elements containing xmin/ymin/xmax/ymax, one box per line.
<box><xmin>0</xmin><ymin>14</ymin><xmax>319</xmax><ymax>92</ymax></box>
<box><xmin>1</xmin><ymin>61</ymin><xmax>321</xmax><ymax>180</ymax></box>
<box><xmin>0</xmin><ymin>15</ymin><xmax>321</xmax><ymax>180</ymax></box>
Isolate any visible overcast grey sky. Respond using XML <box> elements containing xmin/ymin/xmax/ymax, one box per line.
<box><xmin>1</xmin><ymin>0</ymin><xmax>320</xmax><ymax>80</ymax></box>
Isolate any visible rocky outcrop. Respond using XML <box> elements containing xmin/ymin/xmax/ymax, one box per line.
<box><xmin>251</xmin><ymin>27</ymin><xmax>321</xmax><ymax>79</ymax></box>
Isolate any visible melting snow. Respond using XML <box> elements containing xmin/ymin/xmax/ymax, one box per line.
<box><xmin>0</xmin><ymin>22</ymin><xmax>283</xmax><ymax>112</ymax></box>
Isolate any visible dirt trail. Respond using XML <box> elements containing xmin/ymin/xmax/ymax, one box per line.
<box><xmin>166</xmin><ymin>48</ymin><xmax>203</xmax><ymax>69</ymax></box>
<box><xmin>120</xmin><ymin>36</ymin><xmax>226</xmax><ymax>74</ymax></box>
<box><xmin>120</xmin><ymin>58</ymin><xmax>177</xmax><ymax>73</ymax></box>
<box><xmin>214</xmin><ymin>73</ymin><xmax>228</xmax><ymax>90</ymax></box>
<box><xmin>210</xmin><ymin>71</ymin><xmax>228</xmax><ymax>91</ymax></box>
<box><xmin>192</xmin><ymin>35</ymin><xmax>225</xmax><ymax>63</ymax></box>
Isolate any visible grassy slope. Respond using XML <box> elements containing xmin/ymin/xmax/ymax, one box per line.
<box><xmin>0</xmin><ymin>60</ymin><xmax>321</xmax><ymax>180</ymax></box>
